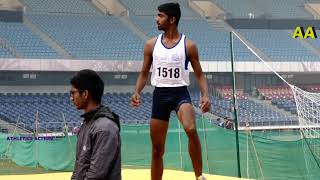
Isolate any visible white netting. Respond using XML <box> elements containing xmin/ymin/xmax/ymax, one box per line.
<box><xmin>292</xmin><ymin>86</ymin><xmax>320</xmax><ymax>163</ymax></box>
<box><xmin>231</xmin><ymin>30</ymin><xmax>320</xmax><ymax>166</ymax></box>
<box><xmin>293</xmin><ymin>86</ymin><xmax>320</xmax><ymax>131</ymax></box>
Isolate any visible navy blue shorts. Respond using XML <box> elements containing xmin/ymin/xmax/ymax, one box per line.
<box><xmin>151</xmin><ymin>86</ymin><xmax>192</xmax><ymax>121</ymax></box>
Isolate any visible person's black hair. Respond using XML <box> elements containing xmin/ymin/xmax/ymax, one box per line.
<box><xmin>70</xmin><ymin>69</ymin><xmax>104</xmax><ymax>103</ymax></box>
<box><xmin>158</xmin><ymin>2</ymin><xmax>181</xmax><ymax>25</ymax></box>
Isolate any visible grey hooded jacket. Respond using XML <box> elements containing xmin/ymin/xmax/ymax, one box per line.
<box><xmin>71</xmin><ymin>105</ymin><xmax>121</xmax><ymax>180</ymax></box>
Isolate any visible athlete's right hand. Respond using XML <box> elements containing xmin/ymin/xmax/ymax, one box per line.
<box><xmin>130</xmin><ymin>93</ymin><xmax>141</xmax><ymax>107</ymax></box>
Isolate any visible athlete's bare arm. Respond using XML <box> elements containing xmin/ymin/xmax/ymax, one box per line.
<box><xmin>186</xmin><ymin>39</ymin><xmax>211</xmax><ymax>113</ymax></box>
<box><xmin>131</xmin><ymin>37</ymin><xmax>157</xmax><ymax>107</ymax></box>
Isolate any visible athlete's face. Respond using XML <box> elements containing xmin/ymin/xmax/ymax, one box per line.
<box><xmin>156</xmin><ymin>12</ymin><xmax>172</xmax><ymax>31</ymax></box>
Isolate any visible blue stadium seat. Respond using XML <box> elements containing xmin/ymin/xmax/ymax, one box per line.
<box><xmin>214</xmin><ymin>0</ymin><xmax>313</xmax><ymax>19</ymax></box>
<box><xmin>0</xmin><ymin>21</ymin><xmax>59</xmax><ymax>59</ymax></box>
<box><xmin>22</xmin><ymin>0</ymin><xmax>100</xmax><ymax>15</ymax></box>
<box><xmin>27</xmin><ymin>14</ymin><xmax>144</xmax><ymax>60</ymax></box>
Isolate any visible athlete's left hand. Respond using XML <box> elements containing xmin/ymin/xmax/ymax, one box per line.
<box><xmin>200</xmin><ymin>96</ymin><xmax>211</xmax><ymax>113</ymax></box>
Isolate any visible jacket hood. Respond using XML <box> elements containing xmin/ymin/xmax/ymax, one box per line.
<box><xmin>81</xmin><ymin>105</ymin><xmax>120</xmax><ymax>130</ymax></box>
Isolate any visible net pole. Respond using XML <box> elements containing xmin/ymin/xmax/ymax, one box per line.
<box><xmin>246</xmin><ymin>129</ymin><xmax>250</xmax><ymax>179</ymax></box>
<box><xmin>62</xmin><ymin>113</ymin><xmax>76</xmax><ymax>160</ymax></box>
<box><xmin>199</xmin><ymin>92</ymin><xmax>210</xmax><ymax>173</ymax></box>
<box><xmin>5</xmin><ymin>115</ymin><xmax>21</xmax><ymax>158</ymax></box>
<box><xmin>201</xmin><ymin>112</ymin><xmax>210</xmax><ymax>173</ymax></box>
<box><xmin>35</xmin><ymin>111</ymin><xmax>39</xmax><ymax>168</ymax></box>
<box><xmin>230</xmin><ymin>31</ymin><xmax>241</xmax><ymax>178</ymax></box>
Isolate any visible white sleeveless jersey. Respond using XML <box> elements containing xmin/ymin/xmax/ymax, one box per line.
<box><xmin>151</xmin><ymin>33</ymin><xmax>190</xmax><ymax>87</ymax></box>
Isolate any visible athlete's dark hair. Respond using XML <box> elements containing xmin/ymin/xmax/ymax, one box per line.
<box><xmin>158</xmin><ymin>2</ymin><xmax>181</xmax><ymax>25</ymax></box>
<box><xmin>70</xmin><ymin>69</ymin><xmax>104</xmax><ymax>103</ymax></box>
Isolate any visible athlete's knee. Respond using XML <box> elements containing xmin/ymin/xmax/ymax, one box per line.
<box><xmin>152</xmin><ymin>144</ymin><xmax>165</xmax><ymax>158</ymax></box>
<box><xmin>185</xmin><ymin>125</ymin><xmax>197</xmax><ymax>137</ymax></box>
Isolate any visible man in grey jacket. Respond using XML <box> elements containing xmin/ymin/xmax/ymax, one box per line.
<box><xmin>70</xmin><ymin>69</ymin><xmax>121</xmax><ymax>180</ymax></box>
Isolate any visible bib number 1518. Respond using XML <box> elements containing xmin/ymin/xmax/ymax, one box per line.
<box><xmin>157</xmin><ymin>67</ymin><xmax>180</xmax><ymax>79</ymax></box>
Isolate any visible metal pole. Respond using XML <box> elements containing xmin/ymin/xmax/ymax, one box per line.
<box><xmin>199</xmin><ymin>91</ymin><xmax>210</xmax><ymax>173</ymax></box>
<box><xmin>62</xmin><ymin>113</ymin><xmax>76</xmax><ymax>160</ymax></box>
<box><xmin>35</xmin><ymin>110</ymin><xmax>39</xmax><ymax>168</ymax></box>
<box><xmin>201</xmin><ymin>113</ymin><xmax>210</xmax><ymax>173</ymax></box>
<box><xmin>230</xmin><ymin>31</ymin><xmax>241</xmax><ymax>178</ymax></box>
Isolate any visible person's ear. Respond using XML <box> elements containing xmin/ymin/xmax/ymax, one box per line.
<box><xmin>83</xmin><ymin>90</ymin><xmax>89</xmax><ymax>100</ymax></box>
<box><xmin>170</xmin><ymin>17</ymin><xmax>176</xmax><ymax>24</ymax></box>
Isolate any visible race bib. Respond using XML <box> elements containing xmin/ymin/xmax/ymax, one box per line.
<box><xmin>155</xmin><ymin>61</ymin><xmax>182</xmax><ymax>80</ymax></box>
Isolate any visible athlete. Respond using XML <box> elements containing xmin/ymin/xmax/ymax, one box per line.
<box><xmin>131</xmin><ymin>3</ymin><xmax>211</xmax><ymax>180</ymax></box>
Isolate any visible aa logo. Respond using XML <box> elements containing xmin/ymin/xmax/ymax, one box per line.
<box><xmin>292</xmin><ymin>26</ymin><xmax>317</xmax><ymax>39</ymax></box>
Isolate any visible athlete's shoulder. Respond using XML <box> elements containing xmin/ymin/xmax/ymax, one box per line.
<box><xmin>144</xmin><ymin>37</ymin><xmax>157</xmax><ymax>51</ymax></box>
<box><xmin>185</xmin><ymin>38</ymin><xmax>198</xmax><ymax>56</ymax></box>
<box><xmin>185</xmin><ymin>38</ymin><xmax>197</xmax><ymax>49</ymax></box>
<box><xmin>145</xmin><ymin>37</ymin><xmax>158</xmax><ymax>47</ymax></box>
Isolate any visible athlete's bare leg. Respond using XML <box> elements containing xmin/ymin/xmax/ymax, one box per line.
<box><xmin>150</xmin><ymin>119</ymin><xmax>169</xmax><ymax>180</ymax></box>
<box><xmin>177</xmin><ymin>103</ymin><xmax>203</xmax><ymax>178</ymax></box>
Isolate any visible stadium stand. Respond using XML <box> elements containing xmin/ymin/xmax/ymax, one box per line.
<box><xmin>27</xmin><ymin>14</ymin><xmax>144</xmax><ymax>60</ymax></box>
<box><xmin>239</xmin><ymin>30</ymin><xmax>319</xmax><ymax>61</ymax></box>
<box><xmin>0</xmin><ymin>47</ymin><xmax>12</xmax><ymax>58</ymax></box>
<box><xmin>0</xmin><ymin>90</ymin><xmax>299</xmax><ymax>131</ymax></box>
<box><xmin>0</xmin><ymin>21</ymin><xmax>59</xmax><ymax>58</ymax></box>
<box><xmin>213</xmin><ymin>0</ymin><xmax>313</xmax><ymax>19</ymax></box>
<box><xmin>215</xmin><ymin>86</ymin><xmax>249</xmax><ymax>100</ymax></box>
<box><xmin>257</xmin><ymin>86</ymin><xmax>294</xmax><ymax>100</ymax></box>
<box><xmin>257</xmin><ymin>86</ymin><xmax>296</xmax><ymax>114</ymax></box>
<box><xmin>304</xmin><ymin>84</ymin><xmax>320</xmax><ymax>92</ymax></box>
<box><xmin>0</xmin><ymin>0</ymin><xmax>317</xmax><ymax>61</ymax></box>
<box><xmin>21</xmin><ymin>0</ymin><xmax>100</xmax><ymax>15</ymax></box>
<box><xmin>212</xmin><ymin>95</ymin><xmax>298</xmax><ymax>126</ymax></box>
<box><xmin>120</xmin><ymin>0</ymin><xmax>198</xmax><ymax>17</ymax></box>
<box><xmin>255</xmin><ymin>84</ymin><xmax>320</xmax><ymax>115</ymax></box>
